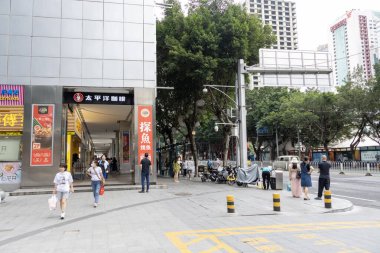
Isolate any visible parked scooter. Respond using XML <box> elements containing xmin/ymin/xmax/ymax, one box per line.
<box><xmin>200</xmin><ymin>167</ymin><xmax>218</xmax><ymax>182</ymax></box>
<box><xmin>236</xmin><ymin>164</ymin><xmax>260</xmax><ymax>187</ymax></box>
<box><xmin>216</xmin><ymin>166</ymin><xmax>229</xmax><ymax>184</ymax></box>
<box><xmin>226</xmin><ymin>166</ymin><xmax>237</xmax><ymax>185</ymax></box>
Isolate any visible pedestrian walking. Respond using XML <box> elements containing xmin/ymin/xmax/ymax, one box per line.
<box><xmin>186</xmin><ymin>157</ymin><xmax>195</xmax><ymax>180</ymax></box>
<box><xmin>173</xmin><ymin>156</ymin><xmax>181</xmax><ymax>183</ymax></box>
<box><xmin>288</xmin><ymin>158</ymin><xmax>301</xmax><ymax>198</ymax></box>
<box><xmin>315</xmin><ymin>155</ymin><xmax>331</xmax><ymax>200</ymax></box>
<box><xmin>86</xmin><ymin>160</ymin><xmax>105</xmax><ymax>208</ymax></box>
<box><xmin>182</xmin><ymin>157</ymin><xmax>188</xmax><ymax>177</ymax></box>
<box><xmin>139</xmin><ymin>153</ymin><xmax>152</xmax><ymax>193</ymax></box>
<box><xmin>261</xmin><ymin>166</ymin><xmax>272</xmax><ymax>190</ymax></box>
<box><xmin>53</xmin><ymin>164</ymin><xmax>74</xmax><ymax>219</ymax></box>
<box><xmin>99</xmin><ymin>154</ymin><xmax>109</xmax><ymax>179</ymax></box>
<box><xmin>300</xmin><ymin>157</ymin><xmax>313</xmax><ymax>200</ymax></box>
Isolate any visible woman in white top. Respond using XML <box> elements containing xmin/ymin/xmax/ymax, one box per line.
<box><xmin>86</xmin><ymin>160</ymin><xmax>104</xmax><ymax>208</ymax></box>
<box><xmin>53</xmin><ymin>164</ymin><xmax>74</xmax><ymax>220</ymax></box>
<box><xmin>186</xmin><ymin>157</ymin><xmax>195</xmax><ymax>180</ymax></box>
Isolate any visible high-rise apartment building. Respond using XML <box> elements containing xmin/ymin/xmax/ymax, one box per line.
<box><xmin>246</xmin><ymin>0</ymin><xmax>298</xmax><ymax>50</ymax></box>
<box><xmin>330</xmin><ymin>10</ymin><xmax>380</xmax><ymax>86</ymax></box>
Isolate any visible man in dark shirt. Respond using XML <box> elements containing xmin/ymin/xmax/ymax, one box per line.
<box><xmin>139</xmin><ymin>153</ymin><xmax>152</xmax><ymax>193</ymax></box>
<box><xmin>315</xmin><ymin>155</ymin><xmax>331</xmax><ymax>200</ymax></box>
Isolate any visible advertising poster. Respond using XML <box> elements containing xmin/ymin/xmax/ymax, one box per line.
<box><xmin>123</xmin><ymin>131</ymin><xmax>130</xmax><ymax>163</ymax></box>
<box><xmin>312</xmin><ymin>152</ymin><xmax>327</xmax><ymax>162</ymax></box>
<box><xmin>31</xmin><ymin>105</ymin><xmax>54</xmax><ymax>166</ymax></box>
<box><xmin>137</xmin><ymin>106</ymin><xmax>153</xmax><ymax>162</ymax></box>
<box><xmin>361</xmin><ymin>151</ymin><xmax>380</xmax><ymax>162</ymax></box>
<box><xmin>0</xmin><ymin>162</ymin><xmax>21</xmax><ymax>184</ymax></box>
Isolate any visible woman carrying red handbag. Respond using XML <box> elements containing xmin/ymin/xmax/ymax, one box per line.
<box><xmin>86</xmin><ymin>160</ymin><xmax>105</xmax><ymax>207</ymax></box>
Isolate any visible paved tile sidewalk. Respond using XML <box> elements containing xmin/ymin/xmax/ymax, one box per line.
<box><xmin>0</xmin><ymin>177</ymin><xmax>357</xmax><ymax>253</ymax></box>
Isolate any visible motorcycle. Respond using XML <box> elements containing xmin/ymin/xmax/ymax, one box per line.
<box><xmin>236</xmin><ymin>164</ymin><xmax>260</xmax><ymax>187</ymax></box>
<box><xmin>226</xmin><ymin>166</ymin><xmax>237</xmax><ymax>185</ymax></box>
<box><xmin>201</xmin><ymin>167</ymin><xmax>218</xmax><ymax>182</ymax></box>
<box><xmin>216</xmin><ymin>166</ymin><xmax>229</xmax><ymax>184</ymax></box>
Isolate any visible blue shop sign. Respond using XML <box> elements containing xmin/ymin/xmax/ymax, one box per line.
<box><xmin>1</xmin><ymin>89</ymin><xmax>19</xmax><ymax>96</ymax></box>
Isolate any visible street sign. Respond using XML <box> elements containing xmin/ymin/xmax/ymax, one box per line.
<box><xmin>245</xmin><ymin>49</ymin><xmax>333</xmax><ymax>89</ymax></box>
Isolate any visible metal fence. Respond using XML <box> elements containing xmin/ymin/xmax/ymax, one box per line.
<box><xmin>251</xmin><ymin>160</ymin><xmax>380</xmax><ymax>175</ymax></box>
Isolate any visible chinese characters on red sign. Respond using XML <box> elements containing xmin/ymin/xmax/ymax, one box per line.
<box><xmin>30</xmin><ymin>105</ymin><xmax>54</xmax><ymax>166</ymax></box>
<box><xmin>138</xmin><ymin>106</ymin><xmax>153</xmax><ymax>162</ymax></box>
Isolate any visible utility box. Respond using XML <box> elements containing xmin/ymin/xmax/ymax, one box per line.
<box><xmin>270</xmin><ymin>170</ymin><xmax>283</xmax><ymax>190</ymax></box>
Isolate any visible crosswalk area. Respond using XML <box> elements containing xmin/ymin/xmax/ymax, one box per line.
<box><xmin>166</xmin><ymin>221</ymin><xmax>380</xmax><ymax>253</ymax></box>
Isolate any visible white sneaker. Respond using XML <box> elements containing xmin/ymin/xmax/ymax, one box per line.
<box><xmin>60</xmin><ymin>212</ymin><xmax>65</xmax><ymax>219</ymax></box>
<box><xmin>93</xmin><ymin>203</ymin><xmax>98</xmax><ymax>208</ymax></box>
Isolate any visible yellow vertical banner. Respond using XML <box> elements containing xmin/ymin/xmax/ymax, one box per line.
<box><xmin>66</xmin><ymin>134</ymin><xmax>72</xmax><ymax>172</ymax></box>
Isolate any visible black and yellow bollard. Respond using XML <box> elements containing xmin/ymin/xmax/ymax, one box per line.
<box><xmin>324</xmin><ymin>190</ymin><xmax>332</xmax><ymax>208</ymax></box>
<box><xmin>227</xmin><ymin>195</ymin><xmax>235</xmax><ymax>213</ymax></box>
<box><xmin>273</xmin><ymin>193</ymin><xmax>280</xmax><ymax>211</ymax></box>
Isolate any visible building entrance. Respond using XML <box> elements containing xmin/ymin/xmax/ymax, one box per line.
<box><xmin>63</xmin><ymin>88</ymin><xmax>135</xmax><ymax>185</ymax></box>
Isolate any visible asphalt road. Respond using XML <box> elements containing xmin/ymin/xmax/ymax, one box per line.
<box><xmin>309</xmin><ymin>173</ymin><xmax>380</xmax><ymax>209</ymax></box>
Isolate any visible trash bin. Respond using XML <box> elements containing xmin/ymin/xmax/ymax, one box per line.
<box><xmin>270</xmin><ymin>170</ymin><xmax>283</xmax><ymax>190</ymax></box>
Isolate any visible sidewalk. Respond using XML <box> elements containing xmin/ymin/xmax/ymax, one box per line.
<box><xmin>0</xmin><ymin>177</ymin><xmax>353</xmax><ymax>252</ymax></box>
<box><xmin>3</xmin><ymin>176</ymin><xmax>353</xmax><ymax>214</ymax></box>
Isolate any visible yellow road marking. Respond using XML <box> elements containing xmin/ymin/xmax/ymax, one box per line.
<box><xmin>166</xmin><ymin>221</ymin><xmax>380</xmax><ymax>253</ymax></box>
<box><xmin>295</xmin><ymin>233</ymin><xmax>319</xmax><ymax>239</ymax></box>
<box><xmin>314</xmin><ymin>239</ymin><xmax>346</xmax><ymax>247</ymax></box>
<box><xmin>255</xmin><ymin>244</ymin><xmax>284</xmax><ymax>252</ymax></box>
<box><xmin>337</xmin><ymin>248</ymin><xmax>371</xmax><ymax>253</ymax></box>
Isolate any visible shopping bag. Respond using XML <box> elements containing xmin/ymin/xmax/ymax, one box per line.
<box><xmin>48</xmin><ymin>195</ymin><xmax>57</xmax><ymax>211</ymax></box>
<box><xmin>286</xmin><ymin>183</ymin><xmax>291</xmax><ymax>192</ymax></box>
<box><xmin>256</xmin><ymin>181</ymin><xmax>263</xmax><ymax>189</ymax></box>
<box><xmin>99</xmin><ymin>185</ymin><xmax>105</xmax><ymax>195</ymax></box>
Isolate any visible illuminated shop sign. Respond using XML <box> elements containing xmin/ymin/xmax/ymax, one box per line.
<box><xmin>0</xmin><ymin>85</ymin><xmax>24</xmax><ymax>105</ymax></box>
<box><xmin>0</xmin><ymin>107</ymin><xmax>24</xmax><ymax>132</ymax></box>
<box><xmin>63</xmin><ymin>92</ymin><xmax>134</xmax><ymax>105</ymax></box>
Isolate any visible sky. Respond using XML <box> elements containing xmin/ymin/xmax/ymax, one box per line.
<box><xmin>178</xmin><ymin>0</ymin><xmax>378</xmax><ymax>50</ymax></box>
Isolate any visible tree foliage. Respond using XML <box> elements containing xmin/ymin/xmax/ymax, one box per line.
<box><xmin>157</xmin><ymin>0</ymin><xmax>275</xmax><ymax>167</ymax></box>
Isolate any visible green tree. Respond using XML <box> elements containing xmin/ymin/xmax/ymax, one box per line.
<box><xmin>363</xmin><ymin>64</ymin><xmax>380</xmax><ymax>144</ymax></box>
<box><xmin>246</xmin><ymin>87</ymin><xmax>292</xmax><ymax>160</ymax></box>
<box><xmin>278</xmin><ymin>90</ymin><xmax>349</xmax><ymax>152</ymax></box>
<box><xmin>157</xmin><ymin>0</ymin><xmax>275</xmax><ymax>170</ymax></box>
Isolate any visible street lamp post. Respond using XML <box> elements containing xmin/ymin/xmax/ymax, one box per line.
<box><xmin>203</xmin><ymin>86</ymin><xmax>240</xmax><ymax>167</ymax></box>
<box><xmin>202</xmin><ymin>59</ymin><xmax>248</xmax><ymax>169</ymax></box>
<box><xmin>237</xmin><ymin>59</ymin><xmax>248</xmax><ymax>170</ymax></box>
<box><xmin>276</xmin><ymin>126</ymin><xmax>279</xmax><ymax>159</ymax></box>
<box><xmin>297</xmin><ymin>129</ymin><xmax>301</xmax><ymax>157</ymax></box>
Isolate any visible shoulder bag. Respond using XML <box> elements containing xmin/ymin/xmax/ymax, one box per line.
<box><xmin>93</xmin><ymin>167</ymin><xmax>105</xmax><ymax>186</ymax></box>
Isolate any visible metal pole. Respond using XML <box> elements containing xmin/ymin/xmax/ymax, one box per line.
<box><xmin>235</xmin><ymin>75</ymin><xmax>240</xmax><ymax>167</ymax></box>
<box><xmin>297</xmin><ymin>129</ymin><xmax>301</xmax><ymax>157</ymax></box>
<box><xmin>238</xmin><ymin>59</ymin><xmax>248</xmax><ymax>169</ymax></box>
<box><xmin>276</xmin><ymin>127</ymin><xmax>279</xmax><ymax>159</ymax></box>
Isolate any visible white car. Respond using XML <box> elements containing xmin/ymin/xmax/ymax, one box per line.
<box><xmin>273</xmin><ymin>156</ymin><xmax>300</xmax><ymax>171</ymax></box>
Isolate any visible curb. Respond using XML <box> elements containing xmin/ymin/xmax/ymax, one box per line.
<box><xmin>323</xmin><ymin>201</ymin><xmax>354</xmax><ymax>214</ymax></box>
<box><xmin>9</xmin><ymin>184</ymin><xmax>168</xmax><ymax>196</ymax></box>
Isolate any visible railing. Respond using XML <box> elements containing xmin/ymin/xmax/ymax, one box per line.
<box><xmin>251</xmin><ymin>160</ymin><xmax>380</xmax><ymax>175</ymax></box>
<box><xmin>309</xmin><ymin>161</ymin><xmax>380</xmax><ymax>175</ymax></box>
